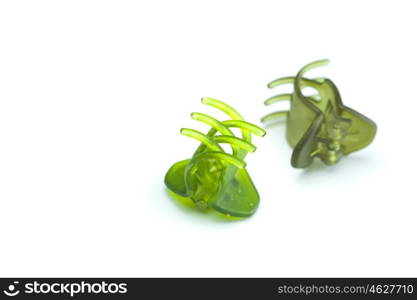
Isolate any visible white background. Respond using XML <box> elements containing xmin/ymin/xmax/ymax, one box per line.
<box><xmin>0</xmin><ymin>0</ymin><xmax>416</xmax><ymax>277</ymax></box>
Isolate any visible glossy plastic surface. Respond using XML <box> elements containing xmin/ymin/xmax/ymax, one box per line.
<box><xmin>262</xmin><ymin>60</ymin><xmax>377</xmax><ymax>168</ymax></box>
<box><xmin>165</xmin><ymin>97</ymin><xmax>266</xmax><ymax>218</ymax></box>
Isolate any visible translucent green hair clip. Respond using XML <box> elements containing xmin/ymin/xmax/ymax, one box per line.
<box><xmin>165</xmin><ymin>97</ymin><xmax>266</xmax><ymax>218</ymax></box>
<box><xmin>262</xmin><ymin>59</ymin><xmax>377</xmax><ymax>168</ymax></box>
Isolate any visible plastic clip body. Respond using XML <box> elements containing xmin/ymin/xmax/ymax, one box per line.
<box><xmin>165</xmin><ymin>97</ymin><xmax>266</xmax><ymax>218</ymax></box>
<box><xmin>262</xmin><ymin>60</ymin><xmax>377</xmax><ymax>168</ymax></box>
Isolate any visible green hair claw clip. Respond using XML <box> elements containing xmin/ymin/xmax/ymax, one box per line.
<box><xmin>262</xmin><ymin>59</ymin><xmax>377</xmax><ymax>168</ymax></box>
<box><xmin>165</xmin><ymin>97</ymin><xmax>266</xmax><ymax>218</ymax></box>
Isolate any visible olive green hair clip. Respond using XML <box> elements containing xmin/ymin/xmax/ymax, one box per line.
<box><xmin>262</xmin><ymin>59</ymin><xmax>377</xmax><ymax>168</ymax></box>
<box><xmin>165</xmin><ymin>97</ymin><xmax>266</xmax><ymax>218</ymax></box>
